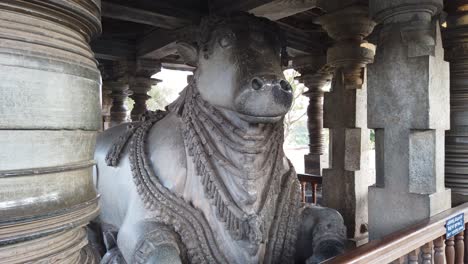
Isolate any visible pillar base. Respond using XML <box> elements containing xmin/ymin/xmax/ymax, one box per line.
<box><xmin>368</xmin><ymin>186</ymin><xmax>451</xmax><ymax>240</ymax></box>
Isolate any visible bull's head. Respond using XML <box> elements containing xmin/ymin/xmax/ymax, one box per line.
<box><xmin>177</xmin><ymin>13</ymin><xmax>293</xmax><ymax>123</ymax></box>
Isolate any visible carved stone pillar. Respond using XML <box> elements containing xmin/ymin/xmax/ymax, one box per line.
<box><xmin>103</xmin><ymin>61</ymin><xmax>132</xmax><ymax>127</ymax></box>
<box><xmin>368</xmin><ymin>0</ymin><xmax>451</xmax><ymax>239</ymax></box>
<box><xmin>102</xmin><ymin>86</ymin><xmax>113</xmax><ymax>130</ymax></box>
<box><xmin>316</xmin><ymin>5</ymin><xmax>376</xmax><ymax>244</ymax></box>
<box><xmin>129</xmin><ymin>59</ymin><xmax>161</xmax><ymax>121</ymax></box>
<box><xmin>443</xmin><ymin>1</ymin><xmax>468</xmax><ymax>205</ymax></box>
<box><xmin>294</xmin><ymin>56</ymin><xmax>332</xmax><ymax>175</ymax></box>
<box><xmin>0</xmin><ymin>0</ymin><xmax>101</xmax><ymax>262</ymax></box>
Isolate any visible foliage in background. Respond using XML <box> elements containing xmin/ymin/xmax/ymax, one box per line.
<box><xmin>283</xmin><ymin>69</ymin><xmax>308</xmax><ymax>147</ymax></box>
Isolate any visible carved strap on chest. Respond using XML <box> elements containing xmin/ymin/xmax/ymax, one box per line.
<box><xmin>105</xmin><ymin>111</ymin><xmax>167</xmax><ymax>167</ymax></box>
<box><xmin>128</xmin><ymin>117</ymin><xmax>228</xmax><ymax>263</ymax></box>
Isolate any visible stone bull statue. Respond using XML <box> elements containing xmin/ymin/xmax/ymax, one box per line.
<box><xmin>93</xmin><ymin>13</ymin><xmax>346</xmax><ymax>264</ymax></box>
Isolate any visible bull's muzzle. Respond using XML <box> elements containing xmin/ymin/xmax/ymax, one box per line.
<box><xmin>250</xmin><ymin>75</ymin><xmax>292</xmax><ymax>93</ymax></box>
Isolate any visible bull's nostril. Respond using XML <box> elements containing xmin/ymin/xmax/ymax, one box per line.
<box><xmin>280</xmin><ymin>80</ymin><xmax>292</xmax><ymax>92</ymax></box>
<box><xmin>251</xmin><ymin>78</ymin><xmax>263</xmax><ymax>90</ymax></box>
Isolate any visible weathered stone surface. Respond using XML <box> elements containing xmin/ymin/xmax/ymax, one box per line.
<box><xmin>93</xmin><ymin>13</ymin><xmax>346</xmax><ymax>264</ymax></box>
<box><xmin>322</xmin><ymin>69</ymin><xmax>374</xmax><ymax>242</ymax></box>
<box><xmin>0</xmin><ymin>0</ymin><xmax>101</xmax><ymax>262</ymax></box>
<box><xmin>0</xmin><ymin>228</ymin><xmax>93</xmax><ymax>264</ymax></box>
<box><xmin>368</xmin><ymin>0</ymin><xmax>451</xmax><ymax>239</ymax></box>
<box><xmin>317</xmin><ymin>3</ymin><xmax>376</xmax><ymax>243</ymax></box>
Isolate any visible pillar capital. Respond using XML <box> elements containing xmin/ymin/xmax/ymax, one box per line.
<box><xmin>370</xmin><ymin>0</ymin><xmax>443</xmax><ymax>24</ymax></box>
<box><xmin>294</xmin><ymin>55</ymin><xmax>333</xmax><ymax>93</ymax></box>
<box><xmin>101</xmin><ymin>60</ymin><xmax>132</xmax><ymax>126</ymax></box>
<box><xmin>128</xmin><ymin>58</ymin><xmax>162</xmax><ymax>121</ymax></box>
<box><xmin>316</xmin><ymin>5</ymin><xmax>376</xmax><ymax>89</ymax></box>
<box><xmin>133</xmin><ymin>58</ymin><xmax>162</xmax><ymax>77</ymax></box>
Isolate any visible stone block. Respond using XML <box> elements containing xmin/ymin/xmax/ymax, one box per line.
<box><xmin>368</xmin><ymin>186</ymin><xmax>451</xmax><ymax>239</ymax></box>
<box><xmin>344</xmin><ymin>128</ymin><xmax>362</xmax><ymax>171</ymax></box>
<box><xmin>409</xmin><ymin>130</ymin><xmax>436</xmax><ymax>194</ymax></box>
<box><xmin>367</xmin><ymin>24</ymin><xmax>449</xmax><ymax>130</ymax></box>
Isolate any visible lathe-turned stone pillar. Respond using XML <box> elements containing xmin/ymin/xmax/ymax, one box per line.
<box><xmin>443</xmin><ymin>1</ymin><xmax>468</xmax><ymax>205</ymax></box>
<box><xmin>294</xmin><ymin>56</ymin><xmax>332</xmax><ymax>176</ymax></box>
<box><xmin>368</xmin><ymin>0</ymin><xmax>451</xmax><ymax>239</ymax></box>
<box><xmin>0</xmin><ymin>0</ymin><xmax>101</xmax><ymax>262</ymax></box>
<box><xmin>103</xmin><ymin>61</ymin><xmax>132</xmax><ymax>127</ymax></box>
<box><xmin>316</xmin><ymin>5</ymin><xmax>376</xmax><ymax>244</ymax></box>
<box><xmin>129</xmin><ymin>59</ymin><xmax>161</xmax><ymax>121</ymax></box>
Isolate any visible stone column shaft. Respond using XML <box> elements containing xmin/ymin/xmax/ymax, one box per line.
<box><xmin>295</xmin><ymin>56</ymin><xmax>332</xmax><ymax>175</ymax></box>
<box><xmin>129</xmin><ymin>59</ymin><xmax>161</xmax><ymax>121</ymax></box>
<box><xmin>101</xmin><ymin>87</ymin><xmax>112</xmax><ymax>130</ymax></box>
<box><xmin>0</xmin><ymin>0</ymin><xmax>101</xmax><ymax>261</ymax></box>
<box><xmin>443</xmin><ymin>1</ymin><xmax>468</xmax><ymax>205</ymax></box>
<box><xmin>101</xmin><ymin>60</ymin><xmax>132</xmax><ymax>127</ymax></box>
<box><xmin>368</xmin><ymin>0</ymin><xmax>451</xmax><ymax>239</ymax></box>
<box><xmin>317</xmin><ymin>5</ymin><xmax>376</xmax><ymax>243</ymax></box>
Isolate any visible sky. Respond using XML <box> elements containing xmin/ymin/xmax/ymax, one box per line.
<box><xmin>154</xmin><ymin>68</ymin><xmax>192</xmax><ymax>89</ymax></box>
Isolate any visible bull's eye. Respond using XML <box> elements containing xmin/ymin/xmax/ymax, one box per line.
<box><xmin>219</xmin><ymin>34</ymin><xmax>234</xmax><ymax>48</ymax></box>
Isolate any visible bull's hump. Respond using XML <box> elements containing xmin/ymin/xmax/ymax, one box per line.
<box><xmin>147</xmin><ymin>112</ymin><xmax>188</xmax><ymax>194</ymax></box>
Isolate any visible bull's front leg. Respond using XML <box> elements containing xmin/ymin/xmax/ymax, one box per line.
<box><xmin>295</xmin><ymin>205</ymin><xmax>347</xmax><ymax>264</ymax></box>
<box><xmin>117</xmin><ymin>221</ymin><xmax>184</xmax><ymax>264</ymax></box>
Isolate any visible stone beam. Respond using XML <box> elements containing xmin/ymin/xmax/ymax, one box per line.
<box><xmin>101</xmin><ymin>1</ymin><xmax>195</xmax><ymax>29</ymax></box>
<box><xmin>213</xmin><ymin>0</ymin><xmax>318</xmax><ymax>21</ymax></box>
<box><xmin>92</xmin><ymin>38</ymin><xmax>136</xmax><ymax>61</ymax></box>
<box><xmin>316</xmin><ymin>4</ymin><xmax>376</xmax><ymax>245</ymax></box>
<box><xmin>135</xmin><ymin>6</ymin><xmax>323</xmax><ymax>60</ymax></box>
<box><xmin>137</xmin><ymin>27</ymin><xmax>196</xmax><ymax>59</ymax></box>
<box><xmin>368</xmin><ymin>0</ymin><xmax>451</xmax><ymax>239</ymax></box>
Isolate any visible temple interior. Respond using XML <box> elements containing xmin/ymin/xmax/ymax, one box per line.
<box><xmin>2</xmin><ymin>0</ymin><xmax>468</xmax><ymax>263</ymax></box>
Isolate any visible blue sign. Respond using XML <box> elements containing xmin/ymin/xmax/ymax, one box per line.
<box><xmin>446</xmin><ymin>213</ymin><xmax>465</xmax><ymax>239</ymax></box>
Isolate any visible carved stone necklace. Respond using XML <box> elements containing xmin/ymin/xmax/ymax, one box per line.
<box><xmin>106</xmin><ymin>81</ymin><xmax>302</xmax><ymax>263</ymax></box>
<box><xmin>181</xmin><ymin>82</ymin><xmax>287</xmax><ymax>249</ymax></box>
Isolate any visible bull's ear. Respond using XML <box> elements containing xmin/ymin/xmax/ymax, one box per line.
<box><xmin>176</xmin><ymin>41</ymin><xmax>198</xmax><ymax>67</ymax></box>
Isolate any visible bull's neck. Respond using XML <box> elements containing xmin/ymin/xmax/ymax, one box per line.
<box><xmin>180</xmin><ymin>82</ymin><xmax>289</xmax><ymax>253</ymax></box>
<box><xmin>183</xmin><ymin>83</ymin><xmax>285</xmax><ymax>209</ymax></box>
